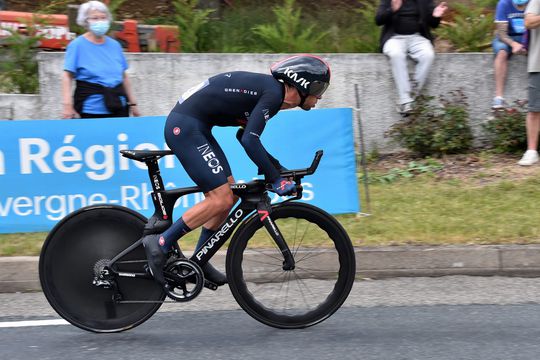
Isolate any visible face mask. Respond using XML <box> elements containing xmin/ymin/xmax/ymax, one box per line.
<box><xmin>89</xmin><ymin>20</ymin><xmax>110</xmax><ymax>37</ymax></box>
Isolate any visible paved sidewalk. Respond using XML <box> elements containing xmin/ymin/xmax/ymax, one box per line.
<box><xmin>2</xmin><ymin>244</ymin><xmax>540</xmax><ymax>293</ymax></box>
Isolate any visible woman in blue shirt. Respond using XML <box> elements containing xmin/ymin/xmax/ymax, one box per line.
<box><xmin>61</xmin><ymin>1</ymin><xmax>140</xmax><ymax>119</ymax></box>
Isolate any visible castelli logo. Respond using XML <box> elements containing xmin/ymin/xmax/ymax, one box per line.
<box><xmin>173</xmin><ymin>127</ymin><xmax>181</xmax><ymax>135</ymax></box>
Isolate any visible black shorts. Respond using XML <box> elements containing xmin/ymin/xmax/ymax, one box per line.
<box><xmin>164</xmin><ymin>112</ymin><xmax>232</xmax><ymax>193</ymax></box>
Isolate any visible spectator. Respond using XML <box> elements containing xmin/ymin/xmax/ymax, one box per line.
<box><xmin>492</xmin><ymin>0</ymin><xmax>529</xmax><ymax>110</ymax></box>
<box><xmin>61</xmin><ymin>0</ymin><xmax>140</xmax><ymax>119</ymax></box>
<box><xmin>518</xmin><ymin>0</ymin><xmax>540</xmax><ymax>165</ymax></box>
<box><xmin>375</xmin><ymin>0</ymin><xmax>448</xmax><ymax>116</ymax></box>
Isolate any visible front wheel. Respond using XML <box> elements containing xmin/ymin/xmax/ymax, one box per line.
<box><xmin>226</xmin><ymin>202</ymin><xmax>356</xmax><ymax>329</ymax></box>
<box><xmin>39</xmin><ymin>205</ymin><xmax>165</xmax><ymax>333</ymax></box>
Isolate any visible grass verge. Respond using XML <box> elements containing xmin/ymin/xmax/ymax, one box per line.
<box><xmin>1</xmin><ymin>158</ymin><xmax>539</xmax><ymax>256</ymax></box>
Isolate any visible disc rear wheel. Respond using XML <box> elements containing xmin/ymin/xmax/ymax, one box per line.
<box><xmin>39</xmin><ymin>206</ymin><xmax>164</xmax><ymax>333</ymax></box>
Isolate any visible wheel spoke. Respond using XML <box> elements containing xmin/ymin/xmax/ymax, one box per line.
<box><xmin>283</xmin><ymin>271</ymin><xmax>291</xmax><ymax>313</ymax></box>
<box><xmin>292</xmin><ymin>220</ymin><xmax>311</xmax><ymax>257</ymax></box>
<box><xmin>291</xmin><ymin>272</ymin><xmax>314</xmax><ymax>311</ymax></box>
<box><xmin>295</xmin><ymin>249</ymin><xmax>336</xmax><ymax>264</ymax></box>
<box><xmin>243</xmin><ymin>258</ymin><xmax>281</xmax><ymax>267</ymax></box>
<box><xmin>263</xmin><ymin>224</ymin><xmax>283</xmax><ymax>253</ymax></box>
<box><xmin>293</xmin><ymin>265</ymin><xmax>338</xmax><ymax>278</ymax></box>
<box><xmin>243</xmin><ymin>247</ymin><xmax>283</xmax><ymax>262</ymax></box>
<box><xmin>247</xmin><ymin>268</ymin><xmax>287</xmax><ymax>295</ymax></box>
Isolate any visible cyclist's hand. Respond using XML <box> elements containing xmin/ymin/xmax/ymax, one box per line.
<box><xmin>271</xmin><ymin>177</ymin><xmax>296</xmax><ymax>196</ymax></box>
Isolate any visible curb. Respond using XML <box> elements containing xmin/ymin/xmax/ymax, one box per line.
<box><xmin>2</xmin><ymin>245</ymin><xmax>540</xmax><ymax>293</ymax></box>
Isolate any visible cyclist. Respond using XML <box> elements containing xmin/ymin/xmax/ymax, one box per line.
<box><xmin>143</xmin><ymin>54</ymin><xmax>331</xmax><ymax>287</ymax></box>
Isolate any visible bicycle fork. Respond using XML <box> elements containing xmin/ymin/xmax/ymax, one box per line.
<box><xmin>256</xmin><ymin>202</ymin><xmax>295</xmax><ymax>271</ymax></box>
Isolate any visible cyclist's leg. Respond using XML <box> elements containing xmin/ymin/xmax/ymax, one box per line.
<box><xmin>169</xmin><ymin>122</ymin><xmax>236</xmax><ymax>229</ymax></box>
<box><xmin>198</xmin><ymin>131</ymin><xmax>238</xmax><ymax>228</ymax></box>
<box><xmin>182</xmin><ymin>131</ymin><xmax>236</xmax><ymax>285</ymax></box>
<box><xmin>144</xmin><ymin>113</ymin><xmax>234</xmax><ymax>285</ymax></box>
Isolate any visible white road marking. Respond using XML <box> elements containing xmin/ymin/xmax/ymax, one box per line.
<box><xmin>0</xmin><ymin>319</ymin><xmax>68</xmax><ymax>328</ymax></box>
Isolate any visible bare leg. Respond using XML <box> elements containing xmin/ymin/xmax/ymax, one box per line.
<box><xmin>200</xmin><ymin>176</ymin><xmax>239</xmax><ymax>230</ymax></box>
<box><xmin>526</xmin><ymin>111</ymin><xmax>540</xmax><ymax>150</ymax></box>
<box><xmin>494</xmin><ymin>50</ymin><xmax>509</xmax><ymax>98</ymax></box>
<box><xmin>182</xmin><ymin>180</ymin><xmax>236</xmax><ymax>230</ymax></box>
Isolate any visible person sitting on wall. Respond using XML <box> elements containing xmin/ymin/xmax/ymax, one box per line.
<box><xmin>375</xmin><ymin>0</ymin><xmax>448</xmax><ymax>116</ymax></box>
<box><xmin>492</xmin><ymin>0</ymin><xmax>529</xmax><ymax>110</ymax></box>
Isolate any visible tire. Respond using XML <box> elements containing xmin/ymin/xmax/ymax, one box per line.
<box><xmin>39</xmin><ymin>205</ymin><xmax>165</xmax><ymax>333</ymax></box>
<box><xmin>226</xmin><ymin>202</ymin><xmax>356</xmax><ymax>329</ymax></box>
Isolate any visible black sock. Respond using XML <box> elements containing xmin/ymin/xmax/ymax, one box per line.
<box><xmin>160</xmin><ymin>217</ymin><xmax>192</xmax><ymax>253</ymax></box>
<box><xmin>196</xmin><ymin>227</ymin><xmax>215</xmax><ymax>252</ymax></box>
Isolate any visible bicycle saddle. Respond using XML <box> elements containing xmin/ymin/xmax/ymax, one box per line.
<box><xmin>120</xmin><ymin>149</ymin><xmax>174</xmax><ymax>162</ymax></box>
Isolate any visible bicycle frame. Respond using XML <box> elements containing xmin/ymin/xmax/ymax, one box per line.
<box><xmin>105</xmin><ymin>150</ymin><xmax>322</xmax><ymax>279</ymax></box>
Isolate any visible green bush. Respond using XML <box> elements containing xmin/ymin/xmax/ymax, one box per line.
<box><xmin>483</xmin><ymin>100</ymin><xmax>527</xmax><ymax>153</ymax></box>
<box><xmin>0</xmin><ymin>20</ymin><xmax>43</xmax><ymax>94</ymax></box>
<box><xmin>173</xmin><ymin>0</ymin><xmax>215</xmax><ymax>52</ymax></box>
<box><xmin>354</xmin><ymin>1</ymin><xmax>380</xmax><ymax>53</ymax></box>
<box><xmin>434</xmin><ymin>0</ymin><xmax>494</xmax><ymax>52</ymax></box>
<box><xmin>252</xmin><ymin>0</ymin><xmax>329</xmax><ymax>53</ymax></box>
<box><xmin>386</xmin><ymin>90</ymin><xmax>474</xmax><ymax>157</ymax></box>
<box><xmin>200</xmin><ymin>3</ymin><xmax>269</xmax><ymax>52</ymax></box>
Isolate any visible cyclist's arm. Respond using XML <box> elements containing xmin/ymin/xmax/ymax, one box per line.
<box><xmin>237</xmin><ymin>96</ymin><xmax>282</xmax><ymax>182</ymax></box>
<box><xmin>236</xmin><ymin>128</ymin><xmax>285</xmax><ymax>175</ymax></box>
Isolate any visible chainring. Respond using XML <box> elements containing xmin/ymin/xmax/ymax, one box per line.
<box><xmin>163</xmin><ymin>259</ymin><xmax>204</xmax><ymax>302</ymax></box>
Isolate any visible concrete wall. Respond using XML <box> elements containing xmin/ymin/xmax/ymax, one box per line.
<box><xmin>1</xmin><ymin>52</ymin><xmax>529</xmax><ymax>152</ymax></box>
<box><xmin>0</xmin><ymin>94</ymin><xmax>40</xmax><ymax>120</ymax></box>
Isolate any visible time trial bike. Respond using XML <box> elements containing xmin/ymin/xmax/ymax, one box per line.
<box><xmin>39</xmin><ymin>149</ymin><xmax>356</xmax><ymax>333</ymax></box>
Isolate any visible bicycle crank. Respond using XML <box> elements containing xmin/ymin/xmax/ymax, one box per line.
<box><xmin>163</xmin><ymin>259</ymin><xmax>204</xmax><ymax>302</ymax></box>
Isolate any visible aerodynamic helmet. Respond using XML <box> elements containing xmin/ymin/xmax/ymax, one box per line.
<box><xmin>270</xmin><ymin>54</ymin><xmax>331</xmax><ymax>98</ymax></box>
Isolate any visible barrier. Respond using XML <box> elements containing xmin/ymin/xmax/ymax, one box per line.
<box><xmin>0</xmin><ymin>10</ymin><xmax>75</xmax><ymax>50</ymax></box>
<box><xmin>0</xmin><ymin>108</ymin><xmax>359</xmax><ymax>233</ymax></box>
<box><xmin>0</xmin><ymin>10</ymin><xmax>179</xmax><ymax>52</ymax></box>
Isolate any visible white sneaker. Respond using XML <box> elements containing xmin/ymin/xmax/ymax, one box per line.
<box><xmin>517</xmin><ymin>150</ymin><xmax>539</xmax><ymax>166</ymax></box>
<box><xmin>491</xmin><ymin>96</ymin><xmax>506</xmax><ymax>110</ymax></box>
<box><xmin>396</xmin><ymin>102</ymin><xmax>414</xmax><ymax>116</ymax></box>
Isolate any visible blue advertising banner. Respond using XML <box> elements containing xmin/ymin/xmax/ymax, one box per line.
<box><xmin>0</xmin><ymin>108</ymin><xmax>359</xmax><ymax>233</ymax></box>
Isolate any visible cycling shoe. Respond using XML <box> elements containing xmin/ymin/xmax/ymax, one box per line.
<box><xmin>201</xmin><ymin>262</ymin><xmax>227</xmax><ymax>286</ymax></box>
<box><xmin>142</xmin><ymin>234</ymin><xmax>167</xmax><ymax>286</ymax></box>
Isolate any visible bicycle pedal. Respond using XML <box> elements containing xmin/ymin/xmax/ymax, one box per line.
<box><xmin>204</xmin><ymin>280</ymin><xmax>218</xmax><ymax>291</ymax></box>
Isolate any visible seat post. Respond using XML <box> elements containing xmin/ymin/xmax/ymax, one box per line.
<box><xmin>146</xmin><ymin>160</ymin><xmax>164</xmax><ymax>193</ymax></box>
<box><xmin>145</xmin><ymin>159</ymin><xmax>170</xmax><ymax>221</ymax></box>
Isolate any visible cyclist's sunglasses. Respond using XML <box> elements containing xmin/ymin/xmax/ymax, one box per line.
<box><xmin>310</xmin><ymin>81</ymin><xmax>329</xmax><ymax>98</ymax></box>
